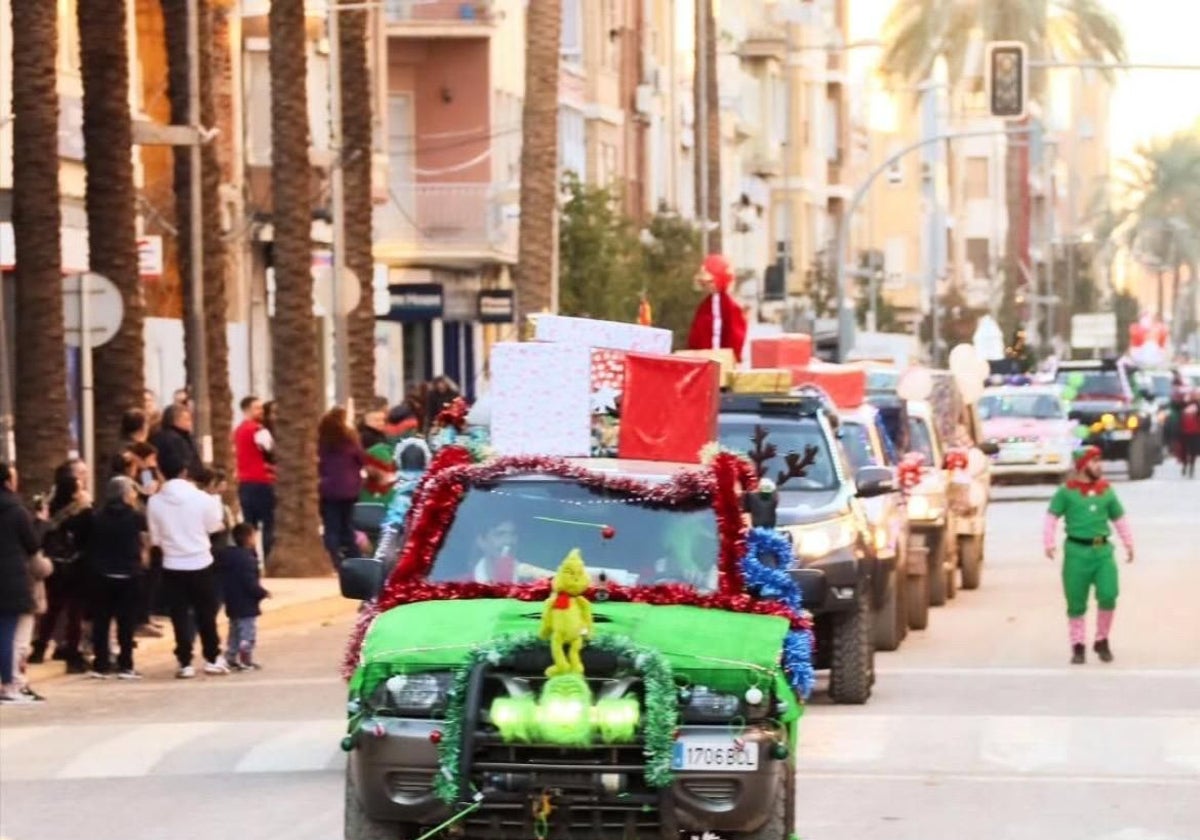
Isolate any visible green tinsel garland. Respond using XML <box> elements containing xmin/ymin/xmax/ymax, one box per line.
<box><xmin>432</xmin><ymin>632</ymin><xmax>679</xmax><ymax>805</ymax></box>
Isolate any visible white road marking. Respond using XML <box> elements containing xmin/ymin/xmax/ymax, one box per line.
<box><xmin>57</xmin><ymin>722</ymin><xmax>220</xmax><ymax>779</ymax></box>
<box><xmin>875</xmin><ymin>666</ymin><xmax>1200</xmax><ymax>679</ymax></box>
<box><xmin>797</xmin><ymin>714</ymin><xmax>889</xmax><ymax>763</ymax></box>
<box><xmin>232</xmin><ymin>719</ymin><xmax>345</xmax><ymax>774</ymax></box>
<box><xmin>794</xmin><ymin>770</ymin><xmax>1200</xmax><ymax>786</ymax></box>
<box><xmin>979</xmin><ymin>716</ymin><xmax>1070</xmax><ymax>772</ymax></box>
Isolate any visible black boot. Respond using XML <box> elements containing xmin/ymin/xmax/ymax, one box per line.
<box><xmin>27</xmin><ymin>641</ymin><xmax>47</xmax><ymax>665</ymax></box>
<box><xmin>1071</xmin><ymin>644</ymin><xmax>1086</xmax><ymax>665</ymax></box>
<box><xmin>64</xmin><ymin>653</ymin><xmax>88</xmax><ymax>675</ymax></box>
<box><xmin>1094</xmin><ymin>639</ymin><xmax>1114</xmax><ymax>663</ymax></box>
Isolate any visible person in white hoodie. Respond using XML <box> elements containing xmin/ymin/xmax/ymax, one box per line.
<box><xmin>147</xmin><ymin>445</ymin><xmax>229</xmax><ymax>678</ymax></box>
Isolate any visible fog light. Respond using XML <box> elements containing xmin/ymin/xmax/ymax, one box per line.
<box><xmin>1127</xmin><ymin>416</ymin><xmax>1139</xmax><ymax>430</ymax></box>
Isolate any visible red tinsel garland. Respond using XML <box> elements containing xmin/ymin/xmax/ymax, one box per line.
<box><xmin>342</xmin><ymin>450</ymin><xmax>805</xmax><ymax>678</ymax></box>
<box><xmin>435</xmin><ymin>397</ymin><xmax>470</xmax><ymax>432</ymax></box>
<box><xmin>944</xmin><ymin>448</ymin><xmax>969</xmax><ymax>472</ymax></box>
<box><xmin>897</xmin><ymin>452</ymin><xmax>925</xmax><ymax>490</ymax></box>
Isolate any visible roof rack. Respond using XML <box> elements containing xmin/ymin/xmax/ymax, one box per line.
<box><xmin>719</xmin><ymin>393</ymin><xmax>825</xmax><ymax>418</ymax></box>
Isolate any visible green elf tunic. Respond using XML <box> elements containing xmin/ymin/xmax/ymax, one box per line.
<box><xmin>1047</xmin><ymin>479</ymin><xmax>1124</xmax><ymax>617</ymax></box>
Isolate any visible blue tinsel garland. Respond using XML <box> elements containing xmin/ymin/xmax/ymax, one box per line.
<box><xmin>741</xmin><ymin>527</ymin><xmax>816</xmax><ymax>698</ymax></box>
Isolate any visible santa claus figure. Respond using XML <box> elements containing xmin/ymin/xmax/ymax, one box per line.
<box><xmin>687</xmin><ymin>253</ymin><xmax>748</xmax><ymax>362</ymax></box>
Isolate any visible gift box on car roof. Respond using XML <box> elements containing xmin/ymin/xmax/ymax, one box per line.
<box><xmin>750</xmin><ymin>334</ymin><xmax>813</xmax><ymax>369</ymax></box>
<box><xmin>534</xmin><ymin>314</ymin><xmax>672</xmax><ymax>354</ymax></box>
<box><xmin>617</xmin><ymin>353</ymin><xmax>721</xmax><ymax>463</ymax></box>
<box><xmin>789</xmin><ymin>362</ymin><xmax>867</xmax><ymax>409</ymax></box>
<box><xmin>489</xmin><ymin>342</ymin><xmax>594</xmax><ymax>456</ymax></box>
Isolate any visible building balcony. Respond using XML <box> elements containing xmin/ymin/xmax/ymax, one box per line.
<box><xmin>384</xmin><ymin>0</ymin><xmax>499</xmax><ymax>37</ymax></box>
<box><xmin>374</xmin><ymin>182</ymin><xmax>517</xmax><ymax>268</ymax></box>
<box><xmin>738</xmin><ymin>28</ymin><xmax>787</xmax><ymax>62</ymax></box>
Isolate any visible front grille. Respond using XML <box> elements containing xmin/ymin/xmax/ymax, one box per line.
<box><xmin>385</xmin><ymin>771</ymin><xmax>433</xmax><ymax>803</ymax></box>
<box><xmin>681</xmin><ymin>778</ymin><xmax>739</xmax><ymax>806</ymax></box>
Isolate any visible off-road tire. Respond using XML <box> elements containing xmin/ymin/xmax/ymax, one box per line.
<box><xmin>345</xmin><ymin>764</ymin><xmax>405</xmax><ymax>840</ymax></box>
<box><xmin>736</xmin><ymin>760</ymin><xmax>789</xmax><ymax>840</ymax></box>
<box><xmin>872</xmin><ymin>568</ymin><xmax>904</xmax><ymax>652</ymax></box>
<box><xmin>927</xmin><ymin>530</ymin><xmax>949</xmax><ymax>607</ymax></box>
<box><xmin>1127</xmin><ymin>434</ymin><xmax>1153</xmax><ymax>481</ymax></box>
<box><xmin>828</xmin><ymin>591</ymin><xmax>873</xmax><ymax>704</ymax></box>
<box><xmin>959</xmin><ymin>534</ymin><xmax>983</xmax><ymax>590</ymax></box>
<box><xmin>905</xmin><ymin>573</ymin><xmax>930</xmax><ymax>631</ymax></box>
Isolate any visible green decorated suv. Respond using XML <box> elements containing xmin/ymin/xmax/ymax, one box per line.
<box><xmin>338</xmin><ymin>453</ymin><xmax>815</xmax><ymax>840</ymax></box>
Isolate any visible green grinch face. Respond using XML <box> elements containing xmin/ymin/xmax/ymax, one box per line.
<box><xmin>555</xmin><ymin>551</ymin><xmax>590</xmax><ymax>595</ymax></box>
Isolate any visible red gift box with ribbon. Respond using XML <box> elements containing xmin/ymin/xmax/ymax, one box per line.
<box><xmin>750</xmin><ymin>334</ymin><xmax>813</xmax><ymax>369</ymax></box>
<box><xmin>617</xmin><ymin>353</ymin><xmax>720</xmax><ymax>463</ymax></box>
<box><xmin>788</xmin><ymin>362</ymin><xmax>866</xmax><ymax>408</ymax></box>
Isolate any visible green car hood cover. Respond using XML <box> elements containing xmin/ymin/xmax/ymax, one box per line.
<box><xmin>353</xmin><ymin>599</ymin><xmax>799</xmax><ymax>720</ymax></box>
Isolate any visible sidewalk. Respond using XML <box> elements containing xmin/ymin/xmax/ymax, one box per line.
<box><xmin>25</xmin><ymin>577</ymin><xmax>357</xmax><ymax>684</ymax></box>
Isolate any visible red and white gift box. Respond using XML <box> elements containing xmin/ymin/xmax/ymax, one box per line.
<box><xmin>489</xmin><ymin>342</ymin><xmax>593</xmax><ymax>456</ymax></box>
<box><xmin>535</xmin><ymin>315</ymin><xmax>672</xmax><ymax>355</ymax></box>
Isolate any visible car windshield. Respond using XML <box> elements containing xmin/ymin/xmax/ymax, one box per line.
<box><xmin>1055</xmin><ymin>370</ymin><xmax>1125</xmax><ymax>398</ymax></box>
<box><xmin>840</xmin><ymin>422</ymin><xmax>876</xmax><ymax>471</ymax></box>
<box><xmin>907</xmin><ymin>417</ymin><xmax>937</xmax><ymax>464</ymax></box>
<box><xmin>1150</xmin><ymin>374</ymin><xmax>1172</xmax><ymax>399</ymax></box>
<box><xmin>429</xmin><ymin>479</ymin><xmax>720</xmax><ymax>592</ymax></box>
<box><xmin>718</xmin><ymin>418</ymin><xmax>838</xmax><ymax>491</ymax></box>
<box><xmin>979</xmin><ymin>393</ymin><xmax>1065</xmax><ymax>420</ymax></box>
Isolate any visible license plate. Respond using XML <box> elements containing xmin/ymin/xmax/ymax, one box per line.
<box><xmin>1109</xmin><ymin>430</ymin><xmax>1132</xmax><ymax>441</ymax></box>
<box><xmin>671</xmin><ymin>738</ymin><xmax>760</xmax><ymax>772</ymax></box>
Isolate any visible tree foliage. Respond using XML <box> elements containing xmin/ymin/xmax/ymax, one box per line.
<box><xmin>558</xmin><ymin>175</ymin><xmax>704</xmax><ymax>347</ymax></box>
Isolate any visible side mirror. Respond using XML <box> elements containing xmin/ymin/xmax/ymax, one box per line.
<box><xmin>855</xmin><ymin>465</ymin><xmax>896</xmax><ymax>498</ymax></box>
<box><xmin>978</xmin><ymin>441</ymin><xmax>1000</xmax><ymax>456</ymax></box>
<box><xmin>788</xmin><ymin>567</ymin><xmax>828</xmax><ymax>609</ymax></box>
<box><xmin>744</xmin><ymin>489</ymin><xmax>779</xmax><ymax>529</ymax></box>
<box><xmin>339</xmin><ymin>556</ymin><xmax>386</xmax><ymax>602</ymax></box>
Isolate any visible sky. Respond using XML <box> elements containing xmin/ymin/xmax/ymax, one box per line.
<box><xmin>837</xmin><ymin>0</ymin><xmax>1200</xmax><ymax>162</ymax></box>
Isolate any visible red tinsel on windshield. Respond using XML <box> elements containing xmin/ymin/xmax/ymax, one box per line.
<box><xmin>341</xmin><ymin>450</ymin><xmax>796</xmax><ymax>678</ymax></box>
<box><xmin>944</xmin><ymin>448</ymin><xmax>969</xmax><ymax>472</ymax></box>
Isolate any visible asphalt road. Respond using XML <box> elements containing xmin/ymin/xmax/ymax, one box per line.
<box><xmin>2</xmin><ymin>466</ymin><xmax>1197</xmax><ymax>840</ymax></box>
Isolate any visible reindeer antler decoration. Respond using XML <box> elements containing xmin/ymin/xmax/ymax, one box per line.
<box><xmin>748</xmin><ymin>425</ymin><xmax>819</xmax><ymax>489</ymax></box>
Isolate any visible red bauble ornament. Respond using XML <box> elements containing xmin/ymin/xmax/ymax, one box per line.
<box><xmin>601</xmin><ymin>525</ymin><xmax>616</xmax><ymax>540</ymax></box>
<box><xmin>429</xmin><ymin>730</ymin><xmax>443</xmax><ymax>744</ymax></box>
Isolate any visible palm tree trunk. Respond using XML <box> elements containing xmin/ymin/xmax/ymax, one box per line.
<box><xmin>340</xmin><ymin>7</ymin><xmax>377</xmax><ymax>409</ymax></box>
<box><xmin>514</xmin><ymin>0</ymin><xmax>562</xmax><ymax>328</ymax></box>
<box><xmin>1004</xmin><ymin>124</ymin><xmax>1029</xmax><ymax>327</ymax></box>
<box><xmin>79</xmin><ymin>0</ymin><xmax>146</xmax><ymax>477</ymax></box>
<box><xmin>693</xmin><ymin>0</ymin><xmax>721</xmax><ymax>253</ymax></box>
<box><xmin>268</xmin><ymin>0</ymin><xmax>324</xmax><ymax>576</ymax></box>
<box><xmin>162</xmin><ymin>0</ymin><xmax>233</xmax><ymax>473</ymax></box>
<box><xmin>11</xmin><ymin>0</ymin><xmax>70</xmax><ymax>494</ymax></box>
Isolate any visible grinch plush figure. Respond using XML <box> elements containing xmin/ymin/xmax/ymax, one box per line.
<box><xmin>539</xmin><ymin>549</ymin><xmax>594</xmax><ymax>677</ymax></box>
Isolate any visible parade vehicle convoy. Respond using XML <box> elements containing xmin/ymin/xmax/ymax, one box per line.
<box><xmin>339</xmin><ymin>455</ymin><xmax>829</xmax><ymax>840</ymax></box>
<box><xmin>836</xmin><ymin>402</ymin><xmax>910</xmax><ymax>651</ymax></box>
<box><xmin>979</xmin><ymin>384</ymin><xmax>1075</xmax><ymax>485</ymax></box>
<box><xmin>717</xmin><ymin>392</ymin><xmax>898</xmax><ymax>704</ymax></box>
<box><xmin>1052</xmin><ymin>358</ymin><xmax>1159</xmax><ymax>480</ymax></box>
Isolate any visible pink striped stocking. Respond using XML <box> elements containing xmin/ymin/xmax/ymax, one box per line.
<box><xmin>1096</xmin><ymin>609</ymin><xmax>1115</xmax><ymax>642</ymax></box>
<box><xmin>1068</xmin><ymin>616</ymin><xmax>1086</xmax><ymax>645</ymax></box>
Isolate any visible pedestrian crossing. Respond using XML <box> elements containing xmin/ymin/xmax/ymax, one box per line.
<box><xmin>2</xmin><ymin>712</ymin><xmax>1198</xmax><ymax>784</ymax></box>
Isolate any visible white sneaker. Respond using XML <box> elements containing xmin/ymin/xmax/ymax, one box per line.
<box><xmin>204</xmin><ymin>660</ymin><xmax>231</xmax><ymax>676</ymax></box>
<box><xmin>87</xmin><ymin>670</ymin><xmax>109</xmax><ymax>680</ymax></box>
<box><xmin>176</xmin><ymin>665</ymin><xmax>196</xmax><ymax>680</ymax></box>
<box><xmin>0</xmin><ymin>690</ymin><xmax>37</xmax><ymax>704</ymax></box>
<box><xmin>117</xmin><ymin>670</ymin><xmax>143</xmax><ymax>681</ymax></box>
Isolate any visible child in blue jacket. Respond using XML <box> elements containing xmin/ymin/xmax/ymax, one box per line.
<box><xmin>217</xmin><ymin>523</ymin><xmax>270</xmax><ymax>670</ymax></box>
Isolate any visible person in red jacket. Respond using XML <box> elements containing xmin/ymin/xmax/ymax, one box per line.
<box><xmin>686</xmin><ymin>253</ymin><xmax>748</xmax><ymax>362</ymax></box>
<box><xmin>1181</xmin><ymin>394</ymin><xmax>1200</xmax><ymax>479</ymax></box>
<box><xmin>234</xmin><ymin>396</ymin><xmax>276</xmax><ymax>559</ymax></box>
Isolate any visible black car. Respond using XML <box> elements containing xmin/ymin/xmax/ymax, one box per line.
<box><xmin>1053</xmin><ymin>359</ymin><xmax>1159</xmax><ymax>480</ymax></box>
<box><xmin>718</xmin><ymin>393</ymin><xmax>895</xmax><ymax>704</ymax></box>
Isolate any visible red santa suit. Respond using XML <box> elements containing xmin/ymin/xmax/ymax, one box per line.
<box><xmin>687</xmin><ymin>254</ymin><xmax>748</xmax><ymax>362</ymax></box>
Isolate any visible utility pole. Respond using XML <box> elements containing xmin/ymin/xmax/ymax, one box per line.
<box><xmin>696</xmin><ymin>0</ymin><xmax>708</xmax><ymax>254</ymax></box>
<box><xmin>328</xmin><ymin>0</ymin><xmax>351</xmax><ymax>409</ymax></box>
<box><xmin>919</xmin><ymin>80</ymin><xmax>940</xmax><ymax>366</ymax></box>
<box><xmin>1042</xmin><ymin>132</ymin><xmax>1056</xmax><ymax>355</ymax></box>
<box><xmin>186</xmin><ymin>0</ymin><xmax>212</xmax><ymax>465</ymax></box>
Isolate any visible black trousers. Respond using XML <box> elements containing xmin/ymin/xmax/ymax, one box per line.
<box><xmin>162</xmin><ymin>566</ymin><xmax>221</xmax><ymax>667</ymax></box>
<box><xmin>91</xmin><ymin>576</ymin><xmax>140</xmax><ymax>673</ymax></box>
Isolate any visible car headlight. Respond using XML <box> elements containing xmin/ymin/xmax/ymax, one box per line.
<box><xmin>374</xmin><ymin>672</ymin><xmax>452</xmax><ymax>715</ymax></box>
<box><xmin>789</xmin><ymin>517</ymin><xmax>856</xmax><ymax>559</ymax></box>
<box><xmin>683</xmin><ymin>686</ymin><xmax>742</xmax><ymax>722</ymax></box>
<box><xmin>907</xmin><ymin>493</ymin><xmax>944</xmax><ymax>522</ymax></box>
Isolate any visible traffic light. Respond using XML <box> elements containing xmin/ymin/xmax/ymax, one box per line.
<box><xmin>986</xmin><ymin>41</ymin><xmax>1028</xmax><ymax>119</ymax></box>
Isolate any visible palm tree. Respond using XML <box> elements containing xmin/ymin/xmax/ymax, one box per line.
<box><xmin>880</xmin><ymin>0</ymin><xmax>1125</xmax><ymax>312</ymax></box>
<box><xmin>693</xmin><ymin>0</ymin><xmax>721</xmax><ymax>253</ymax></box>
<box><xmin>79</xmin><ymin>0</ymin><xmax>146</xmax><ymax>473</ymax></box>
<box><xmin>162</xmin><ymin>0</ymin><xmax>234</xmax><ymax>473</ymax></box>
<box><xmin>1107</xmin><ymin>133</ymin><xmax>1200</xmax><ymax>336</ymax></box>
<box><xmin>268</xmin><ymin>0</ymin><xmax>324</xmax><ymax>575</ymax></box>
<box><xmin>339</xmin><ymin>6</ymin><xmax>377</xmax><ymax>409</ymax></box>
<box><xmin>11</xmin><ymin>0</ymin><xmax>70</xmax><ymax>493</ymax></box>
<box><xmin>514</xmin><ymin>0</ymin><xmax>562</xmax><ymax>328</ymax></box>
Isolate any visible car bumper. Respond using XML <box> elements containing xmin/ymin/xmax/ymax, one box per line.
<box><xmin>1077</xmin><ymin>429</ymin><xmax>1135</xmax><ymax>457</ymax></box>
<box><xmin>789</xmin><ymin>546</ymin><xmax>863</xmax><ymax>615</ymax></box>
<box><xmin>347</xmin><ymin>719</ymin><xmax>787</xmax><ymax>835</ymax></box>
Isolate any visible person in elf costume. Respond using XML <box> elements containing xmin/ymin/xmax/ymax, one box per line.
<box><xmin>686</xmin><ymin>253</ymin><xmax>748</xmax><ymax>362</ymax></box>
<box><xmin>1043</xmin><ymin>446</ymin><xmax>1135</xmax><ymax>664</ymax></box>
